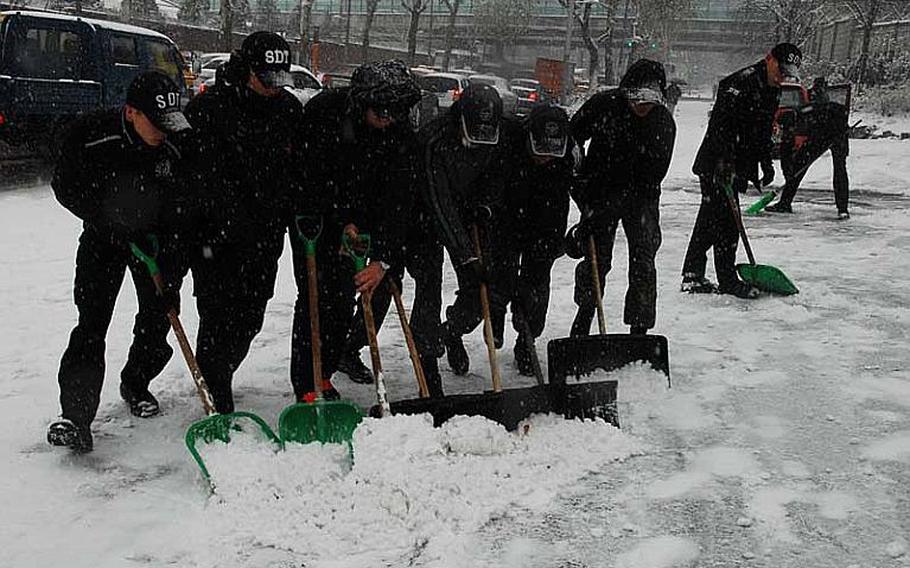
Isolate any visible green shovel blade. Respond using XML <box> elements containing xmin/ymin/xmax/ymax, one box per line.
<box><xmin>185</xmin><ymin>411</ymin><xmax>282</xmax><ymax>481</ymax></box>
<box><xmin>745</xmin><ymin>191</ymin><xmax>777</xmax><ymax>216</ymax></box>
<box><xmin>737</xmin><ymin>263</ymin><xmax>799</xmax><ymax>295</ymax></box>
<box><xmin>278</xmin><ymin>401</ymin><xmax>364</xmax><ymax>446</ymax></box>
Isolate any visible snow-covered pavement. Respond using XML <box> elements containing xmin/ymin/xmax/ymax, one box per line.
<box><xmin>2</xmin><ymin>100</ymin><xmax>909</xmax><ymax>567</ymax></box>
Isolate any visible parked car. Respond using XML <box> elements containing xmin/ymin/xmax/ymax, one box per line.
<box><xmin>510</xmin><ymin>77</ymin><xmax>544</xmax><ymax>115</ymax></box>
<box><xmin>468</xmin><ymin>74</ymin><xmax>519</xmax><ymax>115</ymax></box>
<box><xmin>193</xmin><ymin>52</ymin><xmax>230</xmax><ymax>95</ymax></box>
<box><xmin>198</xmin><ymin>63</ymin><xmax>323</xmax><ymax>107</ymax></box>
<box><xmin>0</xmin><ymin>10</ymin><xmax>188</xmax><ymax>151</ymax></box>
<box><xmin>417</xmin><ymin>72</ymin><xmax>470</xmax><ymax>111</ymax></box>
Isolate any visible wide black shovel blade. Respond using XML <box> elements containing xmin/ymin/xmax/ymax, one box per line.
<box><xmin>547</xmin><ymin>334</ymin><xmax>670</xmax><ymax>384</ymax></box>
<box><xmin>380</xmin><ymin>385</ymin><xmax>556</xmax><ymax>431</ymax></box>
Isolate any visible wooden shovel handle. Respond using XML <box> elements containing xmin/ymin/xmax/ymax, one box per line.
<box><xmin>306</xmin><ymin>253</ymin><xmax>324</xmax><ymax>397</ymax></box>
<box><xmin>388</xmin><ymin>279</ymin><xmax>429</xmax><ymax>398</ymax></box>
<box><xmin>471</xmin><ymin>224</ymin><xmax>502</xmax><ymax>393</ymax></box>
<box><xmin>587</xmin><ymin>235</ymin><xmax>608</xmax><ymax>335</ymax></box>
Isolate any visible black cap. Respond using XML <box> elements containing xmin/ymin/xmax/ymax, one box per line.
<box><xmin>126</xmin><ymin>71</ymin><xmax>190</xmax><ymax>134</ymax></box>
<box><xmin>527</xmin><ymin>104</ymin><xmax>568</xmax><ymax>158</ymax></box>
<box><xmin>459</xmin><ymin>83</ymin><xmax>502</xmax><ymax>145</ymax></box>
<box><xmin>771</xmin><ymin>42</ymin><xmax>802</xmax><ymax>80</ymax></box>
<box><xmin>619</xmin><ymin>59</ymin><xmax>667</xmax><ymax>106</ymax></box>
<box><xmin>241</xmin><ymin>31</ymin><xmax>293</xmax><ymax>88</ymax></box>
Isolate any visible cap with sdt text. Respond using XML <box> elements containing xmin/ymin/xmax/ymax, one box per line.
<box><xmin>527</xmin><ymin>104</ymin><xmax>569</xmax><ymax>158</ymax></box>
<box><xmin>126</xmin><ymin>71</ymin><xmax>190</xmax><ymax>134</ymax></box>
<box><xmin>771</xmin><ymin>42</ymin><xmax>802</xmax><ymax>80</ymax></box>
<box><xmin>241</xmin><ymin>31</ymin><xmax>293</xmax><ymax>88</ymax></box>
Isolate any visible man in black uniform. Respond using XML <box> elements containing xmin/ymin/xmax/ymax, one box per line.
<box><xmin>47</xmin><ymin>72</ymin><xmax>193</xmax><ymax>453</ymax></box>
<box><xmin>290</xmin><ymin>60</ymin><xmax>427</xmax><ymax>399</ymax></box>
<box><xmin>766</xmin><ymin>77</ymin><xmax>851</xmax><ymax>219</ymax></box>
<box><xmin>499</xmin><ymin>104</ymin><xmax>574</xmax><ymax>374</ymax></box>
<box><xmin>567</xmin><ymin>59</ymin><xmax>676</xmax><ymax>336</ymax></box>
<box><xmin>681</xmin><ymin>43</ymin><xmax>801</xmax><ymax>298</ymax></box>
<box><xmin>422</xmin><ymin>84</ymin><xmax>513</xmax><ymax>376</ymax></box>
<box><xmin>183</xmin><ymin>31</ymin><xmax>304</xmax><ymax>413</ymax></box>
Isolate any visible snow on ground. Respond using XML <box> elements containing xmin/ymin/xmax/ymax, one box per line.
<box><xmin>2</xmin><ymin>100</ymin><xmax>910</xmax><ymax>567</ymax></box>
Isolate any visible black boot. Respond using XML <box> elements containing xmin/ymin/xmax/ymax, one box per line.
<box><xmin>120</xmin><ymin>382</ymin><xmax>161</xmax><ymax>418</ymax></box>
<box><xmin>570</xmin><ymin>307</ymin><xmax>594</xmax><ymax>337</ymax></box>
<box><xmin>513</xmin><ymin>336</ymin><xmax>535</xmax><ymax>376</ymax></box>
<box><xmin>337</xmin><ymin>349</ymin><xmax>373</xmax><ymax>384</ymax></box>
<box><xmin>442</xmin><ymin>322</ymin><xmax>469</xmax><ymax>376</ymax></box>
<box><xmin>420</xmin><ymin>355</ymin><xmax>445</xmax><ymax>398</ymax></box>
<box><xmin>765</xmin><ymin>201</ymin><xmax>793</xmax><ymax>213</ymax></box>
<box><xmin>47</xmin><ymin>419</ymin><xmax>93</xmax><ymax>453</ymax></box>
<box><xmin>681</xmin><ymin>273</ymin><xmax>718</xmax><ymax>294</ymax></box>
<box><xmin>630</xmin><ymin>326</ymin><xmax>647</xmax><ymax>336</ymax></box>
<box><xmin>718</xmin><ymin>280</ymin><xmax>760</xmax><ymax>299</ymax></box>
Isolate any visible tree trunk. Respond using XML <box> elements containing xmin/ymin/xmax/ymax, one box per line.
<box><xmin>442</xmin><ymin>0</ymin><xmax>461</xmax><ymax>71</ymax></box>
<box><xmin>362</xmin><ymin>0</ymin><xmax>379</xmax><ymax>63</ymax></box>
<box><xmin>407</xmin><ymin>10</ymin><xmax>421</xmax><ymax>64</ymax></box>
<box><xmin>221</xmin><ymin>0</ymin><xmax>234</xmax><ymax>52</ymax></box>
<box><xmin>856</xmin><ymin>0</ymin><xmax>880</xmax><ymax>86</ymax></box>
<box><xmin>299</xmin><ymin>0</ymin><xmax>312</xmax><ymax>66</ymax></box>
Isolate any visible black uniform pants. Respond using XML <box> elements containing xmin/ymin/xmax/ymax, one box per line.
<box><xmin>443</xmin><ymin>225</ymin><xmax>509</xmax><ymax>344</ymax></box>
<box><xmin>289</xmin><ymin>236</ymin><xmax>358</xmax><ymax>397</ymax></box>
<box><xmin>193</xmin><ymin>232</ymin><xmax>284</xmax><ymax>413</ymax></box>
<box><xmin>779</xmin><ymin>135</ymin><xmax>850</xmax><ymax>213</ymax></box>
<box><xmin>682</xmin><ymin>176</ymin><xmax>744</xmax><ymax>290</ymax></box>
<box><xmin>58</xmin><ymin>227</ymin><xmax>187</xmax><ymax>426</ymax></box>
<box><xmin>575</xmin><ymin>198</ymin><xmax>662</xmax><ymax>330</ymax></box>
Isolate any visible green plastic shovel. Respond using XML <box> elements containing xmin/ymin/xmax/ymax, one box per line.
<box><xmin>722</xmin><ymin>180</ymin><xmax>799</xmax><ymax>295</ymax></box>
<box><xmin>278</xmin><ymin>217</ymin><xmax>364</xmax><ymax>448</ymax></box>
<box><xmin>130</xmin><ymin>237</ymin><xmax>281</xmax><ymax>485</ymax></box>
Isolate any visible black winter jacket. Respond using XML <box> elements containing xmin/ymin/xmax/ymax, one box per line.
<box><xmin>183</xmin><ymin>82</ymin><xmax>304</xmax><ymax>244</ymax></box>
<box><xmin>570</xmin><ymin>88</ymin><xmax>676</xmax><ymax>211</ymax></box>
<box><xmin>52</xmin><ymin>108</ymin><xmax>192</xmax><ymax>241</ymax></box>
<box><xmin>298</xmin><ymin>88</ymin><xmax>420</xmax><ymax>269</ymax></box>
<box><xmin>419</xmin><ymin>107</ymin><xmax>514</xmax><ymax>267</ymax></box>
<box><xmin>693</xmin><ymin>60</ymin><xmax>780</xmax><ymax>182</ymax></box>
<box><xmin>503</xmin><ymin>118</ymin><xmax>574</xmax><ymax>260</ymax></box>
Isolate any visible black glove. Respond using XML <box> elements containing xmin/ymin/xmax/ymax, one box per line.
<box><xmin>467</xmin><ymin>204</ymin><xmax>493</xmax><ymax>226</ymax></box>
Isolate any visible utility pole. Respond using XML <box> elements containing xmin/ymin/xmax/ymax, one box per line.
<box><xmin>345</xmin><ymin>0</ymin><xmax>352</xmax><ymax>62</ymax></box>
<box><xmin>298</xmin><ymin>0</ymin><xmax>311</xmax><ymax>65</ymax></box>
<box><xmin>562</xmin><ymin>0</ymin><xmax>575</xmax><ymax>104</ymax></box>
<box><xmin>619</xmin><ymin>0</ymin><xmax>630</xmax><ymax>72</ymax></box>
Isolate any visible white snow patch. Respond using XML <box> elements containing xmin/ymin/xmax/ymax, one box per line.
<box><xmin>812</xmin><ymin>491</ymin><xmax>858</xmax><ymax>520</ymax></box>
<box><xmin>861</xmin><ymin>430</ymin><xmax>910</xmax><ymax>463</ymax></box>
<box><xmin>747</xmin><ymin>487</ymin><xmax>805</xmax><ymax>545</ymax></box>
<box><xmin>885</xmin><ymin>539</ymin><xmax>908</xmax><ymax>558</ymax></box>
<box><xmin>614</xmin><ymin>536</ymin><xmax>700</xmax><ymax>568</ymax></box>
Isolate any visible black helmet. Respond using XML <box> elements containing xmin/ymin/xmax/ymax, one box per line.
<box><xmin>350</xmin><ymin>60</ymin><xmax>421</xmax><ymax>119</ymax></box>
<box><xmin>458</xmin><ymin>83</ymin><xmax>502</xmax><ymax>145</ymax></box>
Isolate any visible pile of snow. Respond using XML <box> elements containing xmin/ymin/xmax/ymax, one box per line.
<box><xmin>191</xmin><ymin>413</ymin><xmax>641</xmax><ymax>566</ymax></box>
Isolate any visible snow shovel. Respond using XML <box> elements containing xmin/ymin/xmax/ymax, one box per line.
<box><xmin>341</xmin><ymin>233</ymin><xmax>394</xmax><ymax>417</ymax></box>
<box><xmin>129</xmin><ymin>238</ymin><xmax>280</xmax><ymax>484</ymax></box>
<box><xmin>723</xmin><ymin>180</ymin><xmax>799</xmax><ymax>295</ymax></box>
<box><xmin>382</xmin><ymin>225</ymin><xmax>557</xmax><ymax>430</ymax></box>
<box><xmin>277</xmin><ymin>216</ymin><xmax>364</xmax><ymax>447</ymax></box>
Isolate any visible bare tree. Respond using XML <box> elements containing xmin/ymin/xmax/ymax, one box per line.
<box><xmin>402</xmin><ymin>0</ymin><xmax>430</xmax><ymax>65</ymax></box>
<box><xmin>557</xmin><ymin>0</ymin><xmax>619</xmax><ymax>86</ymax></box>
<box><xmin>842</xmin><ymin>0</ymin><xmax>882</xmax><ymax>84</ymax></box>
<box><xmin>441</xmin><ymin>0</ymin><xmax>463</xmax><ymax>70</ymax></box>
<box><xmin>634</xmin><ymin>0</ymin><xmax>695</xmax><ymax>58</ymax></box>
<box><xmin>742</xmin><ymin>0</ymin><xmax>828</xmax><ymax>46</ymax></box>
<box><xmin>178</xmin><ymin>0</ymin><xmax>207</xmax><ymax>25</ymax></box>
<box><xmin>473</xmin><ymin>0</ymin><xmax>532</xmax><ymax>62</ymax></box>
<box><xmin>361</xmin><ymin>0</ymin><xmax>382</xmax><ymax>63</ymax></box>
